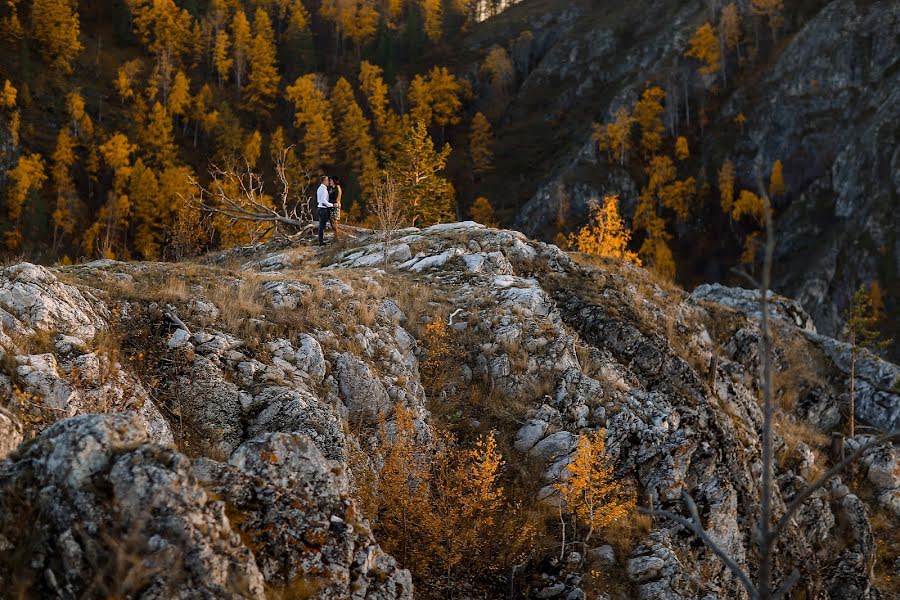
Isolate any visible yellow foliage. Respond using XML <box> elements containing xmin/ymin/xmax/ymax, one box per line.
<box><xmin>418</xmin><ymin>0</ymin><xmax>443</xmax><ymax>42</ymax></box>
<box><xmin>554</xmin><ymin>429</ymin><xmax>635</xmax><ymax>541</ymax></box>
<box><xmin>593</xmin><ymin>107</ymin><xmax>633</xmax><ymax>165</ymax></box>
<box><xmin>51</xmin><ymin>128</ymin><xmax>80</xmax><ymax>239</ymax></box>
<box><xmin>469</xmin><ymin>111</ymin><xmax>494</xmax><ymax>176</ymax></box>
<box><xmin>718</xmin><ymin>159</ymin><xmax>735</xmax><ymax>214</ymax></box>
<box><xmin>480</xmin><ymin>46</ymin><xmax>514</xmax><ymax>98</ymax></box>
<box><xmin>243</xmin><ymin>129</ymin><xmax>262</xmax><ymax>168</ymax></box>
<box><xmin>213</xmin><ymin>30</ymin><xmax>232</xmax><ymax>85</ymax></box>
<box><xmin>31</xmin><ymin>0</ymin><xmax>83</xmax><ymax>73</ymax></box>
<box><xmin>685</xmin><ymin>22</ymin><xmax>721</xmax><ymax>76</ymax></box>
<box><xmin>409</xmin><ymin>66</ymin><xmax>469</xmax><ymax>131</ymax></box>
<box><xmin>769</xmin><ymin>159</ymin><xmax>784</xmax><ymax>196</ymax></box>
<box><xmin>568</xmin><ymin>195</ymin><xmax>640</xmax><ymax>266</ymax></box>
<box><xmin>1</xmin><ymin>80</ymin><xmax>16</xmax><ymax>109</ymax></box>
<box><xmin>143</xmin><ymin>102</ymin><xmax>177</xmax><ymax>168</ymax></box>
<box><xmin>360</xmin><ymin>61</ymin><xmax>404</xmax><ymax>160</ymax></box>
<box><xmin>633</xmin><ymin>86</ymin><xmax>666</xmax><ymax>157</ymax></box>
<box><xmin>721</xmin><ymin>3</ymin><xmax>742</xmax><ymax>51</ymax></box>
<box><xmin>675</xmin><ymin>136</ymin><xmax>689</xmax><ymax>161</ymax></box>
<box><xmin>168</xmin><ymin>70</ymin><xmax>191</xmax><ymax>117</ymax></box>
<box><xmin>331</xmin><ymin>77</ymin><xmax>379</xmax><ymax>197</ymax></box>
<box><xmin>285</xmin><ymin>74</ymin><xmax>336</xmax><ymax>172</ymax></box>
<box><xmin>231</xmin><ymin>11</ymin><xmax>252</xmax><ymax>89</ymax></box>
<box><xmin>469</xmin><ymin>196</ymin><xmax>497</xmax><ymax>227</ymax></box>
<box><xmin>634</xmin><ymin>190</ymin><xmax>676</xmax><ymax>280</ymax></box>
<box><xmin>243</xmin><ymin>9</ymin><xmax>280</xmax><ymax>116</ymax></box>
<box><xmin>320</xmin><ymin>0</ymin><xmax>379</xmax><ymax>48</ymax></box>
<box><xmin>732</xmin><ymin>189</ymin><xmax>764</xmax><ymax>224</ymax></box>
<box><xmin>4</xmin><ymin>153</ymin><xmax>47</xmax><ymax>249</ymax></box>
<box><xmin>751</xmin><ymin>0</ymin><xmax>784</xmax><ymax>34</ymax></box>
<box><xmin>114</xmin><ymin>60</ymin><xmax>142</xmax><ymax>104</ymax></box>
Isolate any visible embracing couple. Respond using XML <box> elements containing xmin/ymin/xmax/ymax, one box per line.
<box><xmin>316</xmin><ymin>175</ymin><xmax>342</xmax><ymax>246</ymax></box>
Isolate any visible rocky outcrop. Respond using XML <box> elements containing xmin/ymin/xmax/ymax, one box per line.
<box><xmin>0</xmin><ymin>223</ymin><xmax>896</xmax><ymax>598</ymax></box>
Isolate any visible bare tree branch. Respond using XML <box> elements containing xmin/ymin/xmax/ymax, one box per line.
<box><xmin>640</xmin><ymin>491</ymin><xmax>758</xmax><ymax>599</ymax></box>
<box><xmin>773</xmin><ymin>430</ymin><xmax>900</xmax><ymax>538</ymax></box>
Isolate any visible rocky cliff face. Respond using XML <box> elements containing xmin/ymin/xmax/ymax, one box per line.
<box><xmin>465</xmin><ymin>0</ymin><xmax>898</xmax><ymax>345</ymax></box>
<box><xmin>0</xmin><ymin>224</ymin><xmax>898</xmax><ymax>598</ymax></box>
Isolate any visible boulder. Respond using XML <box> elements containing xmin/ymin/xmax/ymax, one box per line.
<box><xmin>334</xmin><ymin>353</ymin><xmax>391</xmax><ymax>424</ymax></box>
<box><xmin>0</xmin><ymin>414</ymin><xmax>266</xmax><ymax>599</ymax></box>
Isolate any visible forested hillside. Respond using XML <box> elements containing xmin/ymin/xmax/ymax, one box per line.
<box><xmin>0</xmin><ymin>0</ymin><xmax>896</xmax><ymax>352</ymax></box>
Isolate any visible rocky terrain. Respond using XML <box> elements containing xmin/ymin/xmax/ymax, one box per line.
<box><xmin>463</xmin><ymin>0</ymin><xmax>899</xmax><ymax>346</ymax></box>
<box><xmin>1</xmin><ymin>223</ymin><xmax>898</xmax><ymax>598</ymax></box>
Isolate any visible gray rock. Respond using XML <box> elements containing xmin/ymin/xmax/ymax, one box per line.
<box><xmin>530</xmin><ymin>431</ymin><xmax>578</xmax><ymax>462</ymax></box>
<box><xmin>536</xmin><ymin>583</ymin><xmax>566</xmax><ymax>598</ymax></box>
<box><xmin>626</xmin><ymin>556</ymin><xmax>666</xmax><ymax>583</ymax></box>
<box><xmin>514</xmin><ymin>419</ymin><xmax>549</xmax><ymax>452</ymax></box>
<box><xmin>0</xmin><ymin>414</ymin><xmax>266</xmax><ymax>599</ymax></box>
<box><xmin>247</xmin><ymin>386</ymin><xmax>346</xmax><ymax>461</ymax></box>
<box><xmin>0</xmin><ymin>263</ymin><xmax>108</xmax><ymax>340</ymax></box>
<box><xmin>196</xmin><ymin>432</ymin><xmax>413</xmax><ymax>599</ymax></box>
<box><xmin>334</xmin><ymin>352</ymin><xmax>391</xmax><ymax>424</ymax></box>
<box><xmin>0</xmin><ymin>406</ymin><xmax>22</xmax><ymax>460</ymax></box>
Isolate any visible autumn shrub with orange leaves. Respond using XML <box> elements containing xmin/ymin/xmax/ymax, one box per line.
<box><xmin>555</xmin><ymin>429</ymin><xmax>635</xmax><ymax>547</ymax></box>
<box><xmin>355</xmin><ymin>405</ymin><xmax>536</xmax><ymax>598</ymax></box>
<box><xmin>568</xmin><ymin>196</ymin><xmax>641</xmax><ymax>266</ymax></box>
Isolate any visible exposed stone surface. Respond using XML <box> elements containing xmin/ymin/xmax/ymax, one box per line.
<box><xmin>0</xmin><ymin>223</ymin><xmax>896</xmax><ymax>599</ymax></box>
<box><xmin>0</xmin><ymin>414</ymin><xmax>266</xmax><ymax>599</ymax></box>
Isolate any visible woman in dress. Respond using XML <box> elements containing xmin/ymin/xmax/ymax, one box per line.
<box><xmin>328</xmin><ymin>176</ymin><xmax>343</xmax><ymax>238</ymax></box>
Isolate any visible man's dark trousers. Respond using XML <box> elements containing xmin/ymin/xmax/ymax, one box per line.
<box><xmin>318</xmin><ymin>207</ymin><xmax>330</xmax><ymax>244</ymax></box>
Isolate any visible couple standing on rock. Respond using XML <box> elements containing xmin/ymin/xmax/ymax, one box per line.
<box><xmin>317</xmin><ymin>175</ymin><xmax>343</xmax><ymax>246</ymax></box>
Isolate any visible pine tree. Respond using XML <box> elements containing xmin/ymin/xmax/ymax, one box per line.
<box><xmin>320</xmin><ymin>0</ymin><xmax>378</xmax><ymax>53</ymax></box>
<box><xmin>751</xmin><ymin>0</ymin><xmax>783</xmax><ymax>39</ymax></box>
<box><xmin>675</xmin><ymin>136</ymin><xmax>690</xmax><ymax>161</ymax></box>
<box><xmin>66</xmin><ymin>91</ymin><xmax>93</xmax><ymax>139</ymax></box>
<box><xmin>409</xmin><ymin>66</ymin><xmax>469</xmax><ymax>136</ymax></box>
<box><xmin>634</xmin><ymin>190</ymin><xmax>676</xmax><ymax>280</ymax></box>
<box><xmin>593</xmin><ymin>107</ymin><xmax>633</xmax><ymax>166</ymax></box>
<box><xmin>419</xmin><ymin>0</ymin><xmax>443</xmax><ymax>42</ymax></box>
<box><xmin>389</xmin><ymin>120</ymin><xmax>454</xmax><ymax>226</ymax></box>
<box><xmin>126</xmin><ymin>0</ymin><xmax>193</xmax><ymax>102</ymax></box>
<box><xmin>129</xmin><ymin>158</ymin><xmax>161</xmax><ymax>259</ymax></box>
<box><xmin>243</xmin><ymin>9</ymin><xmax>280</xmax><ymax>116</ymax></box>
<box><xmin>633</xmin><ymin>86</ymin><xmax>666</xmax><ymax>157</ymax></box>
<box><xmin>231</xmin><ymin>10</ymin><xmax>252</xmax><ymax>91</ymax></box>
<box><xmin>769</xmin><ymin>159</ymin><xmax>784</xmax><ymax>197</ymax></box>
<box><xmin>469</xmin><ymin>112</ymin><xmax>494</xmax><ymax>177</ymax></box>
<box><xmin>721</xmin><ymin>2</ymin><xmax>742</xmax><ymax>59</ymax></box>
<box><xmin>31</xmin><ymin>0</ymin><xmax>82</xmax><ymax>73</ymax></box>
<box><xmin>0</xmin><ymin>80</ymin><xmax>16</xmax><ymax>109</ymax></box>
<box><xmin>4</xmin><ymin>153</ymin><xmax>46</xmax><ymax>250</ymax></box>
<box><xmin>51</xmin><ymin>128</ymin><xmax>80</xmax><ymax>247</ymax></box>
<box><xmin>143</xmin><ymin>102</ymin><xmax>177</xmax><ymax>168</ymax></box>
<box><xmin>846</xmin><ymin>285</ymin><xmax>888</xmax><ymax>437</ymax></box>
<box><xmin>360</xmin><ymin>61</ymin><xmax>404</xmax><ymax>160</ymax></box>
<box><xmin>190</xmin><ymin>84</ymin><xmax>219</xmax><ymax>147</ymax></box>
<box><xmin>469</xmin><ymin>196</ymin><xmax>497</xmax><ymax>227</ymax></box>
<box><xmin>685</xmin><ymin>22</ymin><xmax>721</xmax><ymax>77</ymax></box>
<box><xmin>718</xmin><ymin>159</ymin><xmax>735</xmax><ymax>214</ymax></box>
<box><xmin>168</xmin><ymin>70</ymin><xmax>191</xmax><ymax>122</ymax></box>
<box><xmin>213</xmin><ymin>30</ymin><xmax>232</xmax><ymax>85</ymax></box>
<box><xmin>243</xmin><ymin>129</ymin><xmax>262</xmax><ymax>167</ymax></box>
<box><xmin>568</xmin><ymin>195</ymin><xmax>640</xmax><ymax>265</ymax></box>
<box><xmin>331</xmin><ymin>77</ymin><xmax>379</xmax><ymax>196</ymax></box>
<box><xmin>285</xmin><ymin>73</ymin><xmax>335</xmax><ymax>172</ymax></box>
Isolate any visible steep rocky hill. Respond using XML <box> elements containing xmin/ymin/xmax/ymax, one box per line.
<box><xmin>0</xmin><ymin>224</ymin><xmax>898</xmax><ymax>598</ymax></box>
<box><xmin>462</xmin><ymin>0</ymin><xmax>899</xmax><ymax>348</ymax></box>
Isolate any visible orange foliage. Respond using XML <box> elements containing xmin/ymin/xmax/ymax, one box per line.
<box><xmin>685</xmin><ymin>22</ymin><xmax>721</xmax><ymax>76</ymax></box>
<box><xmin>568</xmin><ymin>195</ymin><xmax>640</xmax><ymax>266</ymax></box>
<box><xmin>469</xmin><ymin>196</ymin><xmax>498</xmax><ymax>227</ymax></box>
<box><xmin>593</xmin><ymin>107</ymin><xmax>633</xmax><ymax>166</ymax></box>
<box><xmin>555</xmin><ymin>429</ymin><xmax>635</xmax><ymax>542</ymax></box>
<box><xmin>633</xmin><ymin>86</ymin><xmax>666</xmax><ymax>157</ymax></box>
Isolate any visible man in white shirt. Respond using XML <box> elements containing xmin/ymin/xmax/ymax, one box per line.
<box><xmin>316</xmin><ymin>175</ymin><xmax>333</xmax><ymax>245</ymax></box>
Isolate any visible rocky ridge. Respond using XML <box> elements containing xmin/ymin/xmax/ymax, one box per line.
<box><xmin>0</xmin><ymin>223</ymin><xmax>898</xmax><ymax>598</ymax></box>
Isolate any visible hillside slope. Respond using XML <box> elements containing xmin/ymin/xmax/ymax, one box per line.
<box><xmin>1</xmin><ymin>224</ymin><xmax>898</xmax><ymax>598</ymax></box>
<box><xmin>464</xmin><ymin>0</ymin><xmax>898</xmax><ymax>348</ymax></box>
